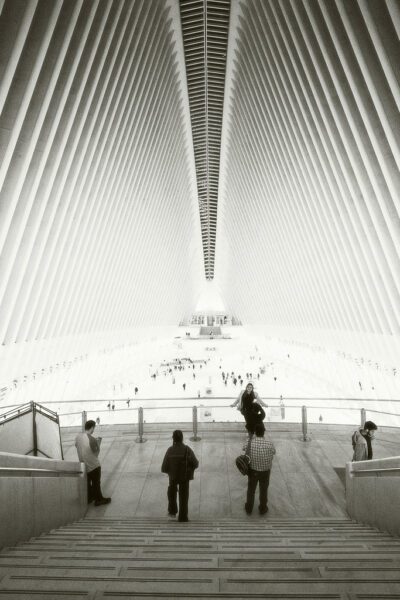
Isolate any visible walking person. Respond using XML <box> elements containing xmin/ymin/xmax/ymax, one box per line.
<box><xmin>244</xmin><ymin>423</ymin><xmax>276</xmax><ymax>515</ymax></box>
<box><xmin>352</xmin><ymin>421</ymin><xmax>378</xmax><ymax>461</ymax></box>
<box><xmin>161</xmin><ymin>430</ymin><xmax>199</xmax><ymax>522</ymax></box>
<box><xmin>75</xmin><ymin>420</ymin><xmax>111</xmax><ymax>506</ymax></box>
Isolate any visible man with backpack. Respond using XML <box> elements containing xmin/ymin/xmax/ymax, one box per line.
<box><xmin>244</xmin><ymin>423</ymin><xmax>276</xmax><ymax>515</ymax></box>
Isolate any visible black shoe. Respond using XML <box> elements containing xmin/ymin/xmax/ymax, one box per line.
<box><xmin>259</xmin><ymin>506</ymin><xmax>268</xmax><ymax>515</ymax></box>
<box><xmin>178</xmin><ymin>517</ymin><xmax>189</xmax><ymax>522</ymax></box>
<box><xmin>94</xmin><ymin>497</ymin><xmax>111</xmax><ymax>506</ymax></box>
<box><xmin>244</xmin><ymin>504</ymin><xmax>252</xmax><ymax>515</ymax></box>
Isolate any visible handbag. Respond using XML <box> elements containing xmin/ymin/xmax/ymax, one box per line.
<box><xmin>235</xmin><ymin>436</ymin><xmax>252</xmax><ymax>476</ymax></box>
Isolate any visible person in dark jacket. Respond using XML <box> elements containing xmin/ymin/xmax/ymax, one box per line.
<box><xmin>245</xmin><ymin>402</ymin><xmax>266</xmax><ymax>435</ymax></box>
<box><xmin>161</xmin><ymin>430</ymin><xmax>199</xmax><ymax>522</ymax></box>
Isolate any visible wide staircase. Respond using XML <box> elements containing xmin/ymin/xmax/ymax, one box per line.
<box><xmin>1</xmin><ymin>517</ymin><xmax>400</xmax><ymax>598</ymax></box>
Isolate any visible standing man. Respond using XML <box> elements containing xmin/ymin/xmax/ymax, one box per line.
<box><xmin>244</xmin><ymin>423</ymin><xmax>276</xmax><ymax>515</ymax></box>
<box><xmin>161</xmin><ymin>430</ymin><xmax>199</xmax><ymax>522</ymax></box>
<box><xmin>352</xmin><ymin>421</ymin><xmax>378</xmax><ymax>461</ymax></box>
<box><xmin>75</xmin><ymin>420</ymin><xmax>111</xmax><ymax>506</ymax></box>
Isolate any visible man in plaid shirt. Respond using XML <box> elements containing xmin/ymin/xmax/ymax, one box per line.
<box><xmin>244</xmin><ymin>423</ymin><xmax>276</xmax><ymax>514</ymax></box>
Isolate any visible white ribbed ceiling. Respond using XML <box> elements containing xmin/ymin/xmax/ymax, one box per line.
<box><xmin>0</xmin><ymin>0</ymin><xmax>399</xmax><ymax>398</ymax></box>
<box><xmin>216</xmin><ymin>0</ymin><xmax>400</xmax><ymax>342</ymax></box>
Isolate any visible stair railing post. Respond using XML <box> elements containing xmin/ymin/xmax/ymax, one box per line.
<box><xmin>190</xmin><ymin>405</ymin><xmax>201</xmax><ymax>441</ymax></box>
<box><xmin>135</xmin><ymin>407</ymin><xmax>146</xmax><ymax>443</ymax></box>
<box><xmin>82</xmin><ymin>410</ymin><xmax>87</xmax><ymax>432</ymax></box>
<box><xmin>301</xmin><ymin>405</ymin><xmax>309</xmax><ymax>441</ymax></box>
<box><xmin>360</xmin><ymin>408</ymin><xmax>366</xmax><ymax>428</ymax></box>
<box><xmin>32</xmin><ymin>402</ymin><xmax>38</xmax><ymax>456</ymax></box>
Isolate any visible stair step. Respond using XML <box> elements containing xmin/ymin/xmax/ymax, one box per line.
<box><xmin>1</xmin><ymin>517</ymin><xmax>399</xmax><ymax>598</ymax></box>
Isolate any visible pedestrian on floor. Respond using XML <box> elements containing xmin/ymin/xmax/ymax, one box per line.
<box><xmin>75</xmin><ymin>420</ymin><xmax>111</xmax><ymax>506</ymax></box>
<box><xmin>244</xmin><ymin>423</ymin><xmax>275</xmax><ymax>515</ymax></box>
<box><xmin>161</xmin><ymin>430</ymin><xmax>199</xmax><ymax>522</ymax></box>
<box><xmin>352</xmin><ymin>421</ymin><xmax>378</xmax><ymax>461</ymax></box>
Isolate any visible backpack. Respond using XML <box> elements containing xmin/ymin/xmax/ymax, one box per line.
<box><xmin>235</xmin><ymin>453</ymin><xmax>250</xmax><ymax>476</ymax></box>
<box><xmin>235</xmin><ymin>437</ymin><xmax>252</xmax><ymax>476</ymax></box>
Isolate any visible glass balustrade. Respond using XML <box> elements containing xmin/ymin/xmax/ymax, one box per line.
<box><xmin>54</xmin><ymin>397</ymin><xmax>400</xmax><ymax>430</ymax></box>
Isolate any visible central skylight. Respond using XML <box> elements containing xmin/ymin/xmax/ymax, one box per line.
<box><xmin>179</xmin><ymin>0</ymin><xmax>230</xmax><ymax>280</ymax></box>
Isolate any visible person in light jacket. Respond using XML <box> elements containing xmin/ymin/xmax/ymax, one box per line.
<box><xmin>352</xmin><ymin>421</ymin><xmax>377</xmax><ymax>461</ymax></box>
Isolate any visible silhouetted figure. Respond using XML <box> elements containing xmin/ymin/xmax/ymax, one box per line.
<box><xmin>245</xmin><ymin>402</ymin><xmax>266</xmax><ymax>435</ymax></box>
<box><xmin>161</xmin><ymin>430</ymin><xmax>199</xmax><ymax>522</ymax></box>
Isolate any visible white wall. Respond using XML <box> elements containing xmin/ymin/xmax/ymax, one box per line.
<box><xmin>0</xmin><ymin>452</ymin><xmax>86</xmax><ymax>548</ymax></box>
<box><xmin>346</xmin><ymin>456</ymin><xmax>400</xmax><ymax>536</ymax></box>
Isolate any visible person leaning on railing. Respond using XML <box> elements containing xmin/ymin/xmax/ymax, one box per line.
<box><xmin>230</xmin><ymin>381</ymin><xmax>267</xmax><ymax>411</ymax></box>
<box><xmin>75</xmin><ymin>420</ymin><xmax>111</xmax><ymax>506</ymax></box>
<box><xmin>352</xmin><ymin>421</ymin><xmax>378</xmax><ymax>461</ymax></box>
<box><xmin>230</xmin><ymin>382</ymin><xmax>268</xmax><ymax>432</ymax></box>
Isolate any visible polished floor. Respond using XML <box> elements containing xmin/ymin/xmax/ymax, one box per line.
<box><xmin>61</xmin><ymin>423</ymin><xmax>400</xmax><ymax>520</ymax></box>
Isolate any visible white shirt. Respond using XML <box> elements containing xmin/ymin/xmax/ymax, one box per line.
<box><xmin>75</xmin><ymin>432</ymin><xmax>100</xmax><ymax>473</ymax></box>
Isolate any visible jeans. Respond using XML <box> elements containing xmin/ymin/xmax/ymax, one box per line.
<box><xmin>245</xmin><ymin>468</ymin><xmax>271</xmax><ymax>513</ymax></box>
<box><xmin>87</xmin><ymin>466</ymin><xmax>103</xmax><ymax>503</ymax></box>
<box><xmin>168</xmin><ymin>480</ymin><xmax>190</xmax><ymax>521</ymax></box>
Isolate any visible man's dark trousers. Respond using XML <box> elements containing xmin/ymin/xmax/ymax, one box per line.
<box><xmin>168</xmin><ymin>480</ymin><xmax>189</xmax><ymax>521</ymax></box>
<box><xmin>87</xmin><ymin>466</ymin><xmax>103</xmax><ymax>503</ymax></box>
<box><xmin>245</xmin><ymin>468</ymin><xmax>271</xmax><ymax>513</ymax></box>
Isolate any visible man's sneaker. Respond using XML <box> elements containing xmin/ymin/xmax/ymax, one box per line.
<box><xmin>168</xmin><ymin>513</ymin><xmax>177</xmax><ymax>519</ymax></box>
<box><xmin>94</xmin><ymin>497</ymin><xmax>111</xmax><ymax>506</ymax></box>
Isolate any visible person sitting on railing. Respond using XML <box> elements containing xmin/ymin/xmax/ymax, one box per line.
<box><xmin>75</xmin><ymin>420</ymin><xmax>111</xmax><ymax>506</ymax></box>
<box><xmin>352</xmin><ymin>421</ymin><xmax>378</xmax><ymax>461</ymax></box>
<box><xmin>230</xmin><ymin>383</ymin><xmax>267</xmax><ymax>431</ymax></box>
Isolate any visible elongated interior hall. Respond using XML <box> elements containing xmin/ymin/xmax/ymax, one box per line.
<box><xmin>0</xmin><ymin>0</ymin><xmax>400</xmax><ymax>597</ymax></box>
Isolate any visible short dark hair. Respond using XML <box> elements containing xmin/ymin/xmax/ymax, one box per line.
<box><xmin>172</xmin><ymin>429</ymin><xmax>183</xmax><ymax>443</ymax></box>
<box><xmin>364</xmin><ymin>421</ymin><xmax>377</xmax><ymax>431</ymax></box>
<box><xmin>85</xmin><ymin>420</ymin><xmax>96</xmax><ymax>431</ymax></box>
<box><xmin>254</xmin><ymin>423</ymin><xmax>265</xmax><ymax>437</ymax></box>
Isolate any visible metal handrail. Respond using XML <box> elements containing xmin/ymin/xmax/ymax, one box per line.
<box><xmin>58</xmin><ymin>403</ymin><xmax>366</xmax><ymax>416</ymax></box>
<box><xmin>0</xmin><ymin>402</ymin><xmax>32</xmax><ymax>423</ymax></box>
<box><xmin>2</xmin><ymin>395</ymin><xmax>400</xmax><ymax>412</ymax></box>
<box><xmin>351</xmin><ymin>467</ymin><xmax>400</xmax><ymax>476</ymax></box>
<box><xmin>0</xmin><ymin>467</ymin><xmax>83</xmax><ymax>475</ymax></box>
